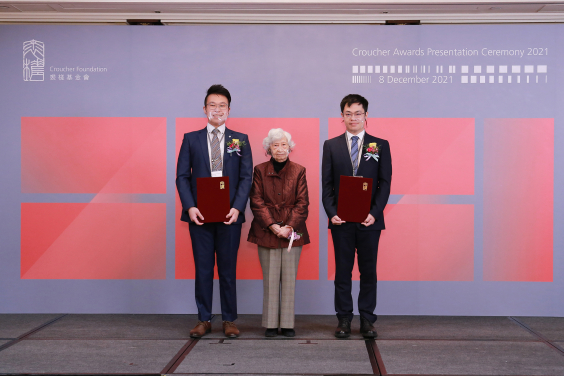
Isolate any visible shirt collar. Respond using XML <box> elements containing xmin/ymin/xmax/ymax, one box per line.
<box><xmin>346</xmin><ymin>129</ymin><xmax>365</xmax><ymax>142</ymax></box>
<box><xmin>207</xmin><ymin>123</ymin><xmax>226</xmax><ymax>134</ymax></box>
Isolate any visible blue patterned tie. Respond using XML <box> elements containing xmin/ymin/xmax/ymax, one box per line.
<box><xmin>351</xmin><ymin>136</ymin><xmax>359</xmax><ymax>176</ymax></box>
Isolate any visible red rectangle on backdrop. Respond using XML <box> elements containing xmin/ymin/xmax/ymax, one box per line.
<box><xmin>21</xmin><ymin>117</ymin><xmax>166</xmax><ymax>194</ymax></box>
<box><xmin>483</xmin><ymin>119</ymin><xmax>553</xmax><ymax>282</ymax></box>
<box><xmin>21</xmin><ymin>203</ymin><xmax>166</xmax><ymax>279</ymax></box>
<box><xmin>328</xmin><ymin>204</ymin><xmax>474</xmax><ymax>281</ymax></box>
<box><xmin>327</xmin><ymin>117</ymin><xmax>475</xmax><ymax>281</ymax></box>
<box><xmin>175</xmin><ymin>118</ymin><xmax>320</xmax><ymax>280</ymax></box>
<box><xmin>328</xmin><ymin>118</ymin><xmax>474</xmax><ymax>195</ymax></box>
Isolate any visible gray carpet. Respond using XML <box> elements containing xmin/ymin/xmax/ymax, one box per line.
<box><xmin>0</xmin><ymin>339</ymin><xmax>186</xmax><ymax>374</ymax></box>
<box><xmin>377</xmin><ymin>339</ymin><xmax>564</xmax><ymax>375</ymax></box>
<box><xmin>175</xmin><ymin>339</ymin><xmax>374</xmax><ymax>374</ymax></box>
<box><xmin>375</xmin><ymin>315</ymin><xmax>537</xmax><ymax>340</ymax></box>
<box><xmin>2</xmin><ymin>315</ymin><xmax>563</xmax><ymax>375</ymax></box>
<box><xmin>0</xmin><ymin>314</ymin><xmax>61</xmax><ymax>338</ymax></box>
<box><xmin>28</xmin><ymin>314</ymin><xmax>196</xmax><ymax>339</ymax></box>
<box><xmin>515</xmin><ymin>316</ymin><xmax>564</xmax><ymax>341</ymax></box>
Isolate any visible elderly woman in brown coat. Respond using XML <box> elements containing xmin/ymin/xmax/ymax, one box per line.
<box><xmin>247</xmin><ymin>128</ymin><xmax>310</xmax><ymax>338</ymax></box>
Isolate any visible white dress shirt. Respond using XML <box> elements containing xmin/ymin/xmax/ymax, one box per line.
<box><xmin>345</xmin><ymin>129</ymin><xmax>365</xmax><ymax>175</ymax></box>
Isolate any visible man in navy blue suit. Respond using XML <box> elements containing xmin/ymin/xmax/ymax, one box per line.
<box><xmin>176</xmin><ymin>85</ymin><xmax>253</xmax><ymax>338</ymax></box>
<box><xmin>322</xmin><ymin>94</ymin><xmax>392</xmax><ymax>339</ymax></box>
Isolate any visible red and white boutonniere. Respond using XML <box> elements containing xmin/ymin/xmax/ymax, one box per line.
<box><xmin>363</xmin><ymin>142</ymin><xmax>381</xmax><ymax>162</ymax></box>
<box><xmin>226</xmin><ymin>138</ymin><xmax>246</xmax><ymax>156</ymax></box>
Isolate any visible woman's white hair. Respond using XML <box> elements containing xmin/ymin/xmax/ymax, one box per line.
<box><xmin>262</xmin><ymin>128</ymin><xmax>296</xmax><ymax>155</ymax></box>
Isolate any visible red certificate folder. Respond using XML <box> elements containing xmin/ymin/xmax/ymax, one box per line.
<box><xmin>196</xmin><ymin>177</ymin><xmax>230</xmax><ymax>223</ymax></box>
<box><xmin>337</xmin><ymin>175</ymin><xmax>373</xmax><ymax>223</ymax></box>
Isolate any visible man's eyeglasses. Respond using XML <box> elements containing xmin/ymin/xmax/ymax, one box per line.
<box><xmin>207</xmin><ymin>103</ymin><xmax>228</xmax><ymax>110</ymax></box>
<box><xmin>343</xmin><ymin>112</ymin><xmax>365</xmax><ymax>119</ymax></box>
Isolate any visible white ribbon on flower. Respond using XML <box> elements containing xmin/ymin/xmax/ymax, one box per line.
<box><xmin>364</xmin><ymin>153</ymin><xmax>379</xmax><ymax>162</ymax></box>
<box><xmin>287</xmin><ymin>231</ymin><xmax>295</xmax><ymax>253</ymax></box>
<box><xmin>227</xmin><ymin>146</ymin><xmax>242</xmax><ymax>156</ymax></box>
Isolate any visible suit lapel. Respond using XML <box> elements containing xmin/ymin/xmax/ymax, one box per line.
<box><xmin>198</xmin><ymin>128</ymin><xmax>211</xmax><ymax>174</ymax></box>
<box><xmin>337</xmin><ymin>133</ymin><xmax>354</xmax><ymax>176</ymax></box>
<box><xmin>356</xmin><ymin>133</ymin><xmax>374</xmax><ymax>177</ymax></box>
<box><xmin>223</xmin><ymin>128</ymin><xmax>233</xmax><ymax>172</ymax></box>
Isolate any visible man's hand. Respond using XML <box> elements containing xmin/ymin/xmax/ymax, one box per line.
<box><xmin>362</xmin><ymin>213</ymin><xmax>375</xmax><ymax>227</ymax></box>
<box><xmin>331</xmin><ymin>215</ymin><xmax>346</xmax><ymax>225</ymax></box>
<box><xmin>277</xmin><ymin>226</ymin><xmax>292</xmax><ymax>239</ymax></box>
<box><xmin>224</xmin><ymin>208</ymin><xmax>240</xmax><ymax>225</ymax></box>
<box><xmin>188</xmin><ymin>207</ymin><xmax>204</xmax><ymax>225</ymax></box>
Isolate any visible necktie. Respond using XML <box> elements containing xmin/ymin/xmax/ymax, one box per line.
<box><xmin>211</xmin><ymin>129</ymin><xmax>222</xmax><ymax>172</ymax></box>
<box><xmin>351</xmin><ymin>135</ymin><xmax>359</xmax><ymax>176</ymax></box>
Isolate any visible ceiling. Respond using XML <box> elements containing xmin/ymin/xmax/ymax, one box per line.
<box><xmin>2</xmin><ymin>0</ymin><xmax>564</xmax><ymax>23</ymax></box>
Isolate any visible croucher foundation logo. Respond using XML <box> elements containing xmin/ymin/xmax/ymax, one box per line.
<box><xmin>23</xmin><ymin>40</ymin><xmax>44</xmax><ymax>82</ymax></box>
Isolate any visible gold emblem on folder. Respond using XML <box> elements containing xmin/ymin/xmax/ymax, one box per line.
<box><xmin>363</xmin><ymin>182</ymin><xmax>368</xmax><ymax>191</ymax></box>
<box><xmin>220</xmin><ymin>181</ymin><xmax>225</xmax><ymax>189</ymax></box>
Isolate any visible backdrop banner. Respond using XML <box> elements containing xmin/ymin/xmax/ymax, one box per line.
<box><xmin>0</xmin><ymin>24</ymin><xmax>561</xmax><ymax>316</ymax></box>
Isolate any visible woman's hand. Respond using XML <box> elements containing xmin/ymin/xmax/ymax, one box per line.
<box><xmin>277</xmin><ymin>226</ymin><xmax>292</xmax><ymax>239</ymax></box>
<box><xmin>269</xmin><ymin>224</ymin><xmax>282</xmax><ymax>236</ymax></box>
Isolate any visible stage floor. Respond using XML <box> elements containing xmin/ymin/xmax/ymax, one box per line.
<box><xmin>0</xmin><ymin>314</ymin><xmax>563</xmax><ymax>375</ymax></box>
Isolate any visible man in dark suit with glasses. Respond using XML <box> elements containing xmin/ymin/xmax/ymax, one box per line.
<box><xmin>176</xmin><ymin>84</ymin><xmax>253</xmax><ymax>338</ymax></box>
<box><xmin>322</xmin><ymin>94</ymin><xmax>392</xmax><ymax>338</ymax></box>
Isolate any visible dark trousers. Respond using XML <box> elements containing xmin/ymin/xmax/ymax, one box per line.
<box><xmin>189</xmin><ymin>222</ymin><xmax>242</xmax><ymax>322</ymax></box>
<box><xmin>331</xmin><ymin>223</ymin><xmax>381</xmax><ymax>323</ymax></box>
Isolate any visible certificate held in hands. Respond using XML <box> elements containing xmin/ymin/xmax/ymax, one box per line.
<box><xmin>337</xmin><ymin>175</ymin><xmax>373</xmax><ymax>223</ymax></box>
<box><xmin>196</xmin><ymin>177</ymin><xmax>230</xmax><ymax>223</ymax></box>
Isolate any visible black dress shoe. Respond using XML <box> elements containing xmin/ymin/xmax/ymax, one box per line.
<box><xmin>265</xmin><ymin>328</ymin><xmax>278</xmax><ymax>337</ymax></box>
<box><xmin>360</xmin><ymin>316</ymin><xmax>378</xmax><ymax>338</ymax></box>
<box><xmin>334</xmin><ymin>317</ymin><xmax>351</xmax><ymax>338</ymax></box>
<box><xmin>281</xmin><ymin>328</ymin><xmax>295</xmax><ymax>337</ymax></box>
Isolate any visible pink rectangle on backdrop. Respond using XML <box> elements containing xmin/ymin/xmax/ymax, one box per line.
<box><xmin>21</xmin><ymin>203</ymin><xmax>166</xmax><ymax>279</ymax></box>
<box><xmin>175</xmin><ymin>118</ymin><xmax>320</xmax><ymax>280</ymax></box>
<box><xmin>328</xmin><ymin>118</ymin><xmax>474</xmax><ymax>195</ymax></box>
<box><xmin>328</xmin><ymin>204</ymin><xmax>474</xmax><ymax>281</ymax></box>
<box><xmin>21</xmin><ymin>117</ymin><xmax>166</xmax><ymax>194</ymax></box>
<box><xmin>483</xmin><ymin>119</ymin><xmax>553</xmax><ymax>282</ymax></box>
